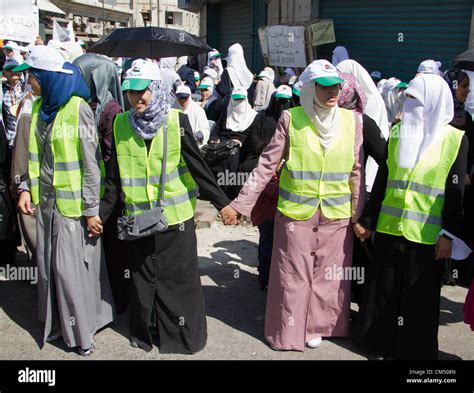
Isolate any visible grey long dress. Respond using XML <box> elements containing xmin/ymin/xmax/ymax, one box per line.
<box><xmin>31</xmin><ymin>101</ymin><xmax>115</xmax><ymax>350</ymax></box>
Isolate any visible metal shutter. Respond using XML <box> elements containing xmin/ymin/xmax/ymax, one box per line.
<box><xmin>320</xmin><ymin>0</ymin><xmax>473</xmax><ymax>81</ymax></box>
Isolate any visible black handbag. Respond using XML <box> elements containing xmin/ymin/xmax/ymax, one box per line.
<box><xmin>117</xmin><ymin>125</ymin><xmax>169</xmax><ymax>241</ymax></box>
<box><xmin>201</xmin><ymin>140</ymin><xmax>240</xmax><ymax>164</ymax></box>
<box><xmin>0</xmin><ymin>180</ymin><xmax>16</xmax><ymax>240</ymax></box>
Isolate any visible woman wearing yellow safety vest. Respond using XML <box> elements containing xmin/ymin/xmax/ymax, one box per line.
<box><xmin>15</xmin><ymin>45</ymin><xmax>115</xmax><ymax>356</ymax></box>
<box><xmin>99</xmin><ymin>59</ymin><xmax>230</xmax><ymax>354</ymax></box>
<box><xmin>354</xmin><ymin>74</ymin><xmax>468</xmax><ymax>360</ymax></box>
<box><xmin>221</xmin><ymin>60</ymin><xmax>366</xmax><ymax>351</ymax></box>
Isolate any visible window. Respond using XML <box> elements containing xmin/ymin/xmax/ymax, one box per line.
<box><xmin>165</xmin><ymin>11</ymin><xmax>174</xmax><ymax>25</ymax></box>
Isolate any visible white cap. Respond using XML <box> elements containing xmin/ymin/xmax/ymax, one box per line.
<box><xmin>13</xmin><ymin>45</ymin><xmax>73</xmax><ymax>74</ymax></box>
<box><xmin>417</xmin><ymin>59</ymin><xmax>440</xmax><ymax>74</ymax></box>
<box><xmin>299</xmin><ymin>60</ymin><xmax>344</xmax><ymax>86</ymax></box>
<box><xmin>258</xmin><ymin>70</ymin><xmax>274</xmax><ymax>80</ymax></box>
<box><xmin>3</xmin><ymin>41</ymin><xmax>21</xmax><ymax>51</ymax></box>
<box><xmin>176</xmin><ymin>85</ymin><xmax>192</xmax><ymax>98</ymax></box>
<box><xmin>125</xmin><ymin>59</ymin><xmax>161</xmax><ymax>81</ymax></box>
<box><xmin>122</xmin><ymin>59</ymin><xmax>161</xmax><ymax>91</ymax></box>
<box><xmin>275</xmin><ymin>85</ymin><xmax>292</xmax><ymax>99</ymax></box>
<box><xmin>231</xmin><ymin>86</ymin><xmax>248</xmax><ymax>99</ymax></box>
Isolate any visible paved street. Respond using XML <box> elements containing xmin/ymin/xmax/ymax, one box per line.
<box><xmin>0</xmin><ymin>219</ymin><xmax>472</xmax><ymax>361</ymax></box>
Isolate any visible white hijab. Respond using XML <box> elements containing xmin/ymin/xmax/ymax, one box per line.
<box><xmin>383</xmin><ymin>78</ymin><xmax>407</xmax><ymax>124</ymax></box>
<box><xmin>159</xmin><ymin>57</ymin><xmax>181</xmax><ymax>100</ymax></box>
<box><xmin>332</xmin><ymin>46</ymin><xmax>349</xmax><ymax>66</ymax></box>
<box><xmin>337</xmin><ymin>59</ymin><xmax>390</xmax><ymax>191</ymax></box>
<box><xmin>253</xmin><ymin>67</ymin><xmax>276</xmax><ymax>111</ymax></box>
<box><xmin>176</xmin><ymin>56</ymin><xmax>188</xmax><ymax>71</ymax></box>
<box><xmin>398</xmin><ymin>74</ymin><xmax>454</xmax><ymax>169</ymax></box>
<box><xmin>208</xmin><ymin>49</ymin><xmax>224</xmax><ymax>77</ymax></box>
<box><xmin>226</xmin><ymin>88</ymin><xmax>258</xmax><ymax>132</ymax></box>
<box><xmin>300</xmin><ymin>61</ymin><xmax>341</xmax><ymax>152</ymax></box>
<box><xmin>226</xmin><ymin>43</ymin><xmax>254</xmax><ymax>89</ymax></box>
<box><xmin>336</xmin><ymin>60</ymin><xmax>390</xmax><ymax>137</ymax></box>
<box><xmin>200</xmin><ymin>76</ymin><xmax>218</xmax><ymax>108</ymax></box>
<box><xmin>174</xmin><ymin>96</ymin><xmax>210</xmax><ymax>146</ymax></box>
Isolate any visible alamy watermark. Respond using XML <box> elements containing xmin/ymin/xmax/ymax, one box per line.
<box><xmin>0</xmin><ymin>264</ymin><xmax>38</xmax><ymax>284</ymax></box>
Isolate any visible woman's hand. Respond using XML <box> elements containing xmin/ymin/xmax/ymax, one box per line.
<box><xmin>86</xmin><ymin>215</ymin><xmax>103</xmax><ymax>238</ymax></box>
<box><xmin>18</xmin><ymin>191</ymin><xmax>35</xmax><ymax>215</ymax></box>
<box><xmin>220</xmin><ymin>205</ymin><xmax>241</xmax><ymax>225</ymax></box>
<box><xmin>435</xmin><ymin>236</ymin><xmax>452</xmax><ymax>260</ymax></box>
<box><xmin>353</xmin><ymin>223</ymin><xmax>371</xmax><ymax>241</ymax></box>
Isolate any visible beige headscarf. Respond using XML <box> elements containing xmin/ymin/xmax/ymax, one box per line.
<box><xmin>300</xmin><ymin>60</ymin><xmax>341</xmax><ymax>152</ymax></box>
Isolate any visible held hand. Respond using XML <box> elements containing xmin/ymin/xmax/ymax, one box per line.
<box><xmin>353</xmin><ymin>223</ymin><xmax>371</xmax><ymax>241</ymax></box>
<box><xmin>86</xmin><ymin>215</ymin><xmax>103</xmax><ymax>238</ymax></box>
<box><xmin>220</xmin><ymin>205</ymin><xmax>240</xmax><ymax>226</ymax></box>
<box><xmin>18</xmin><ymin>191</ymin><xmax>35</xmax><ymax>215</ymax></box>
<box><xmin>435</xmin><ymin>236</ymin><xmax>452</xmax><ymax>260</ymax></box>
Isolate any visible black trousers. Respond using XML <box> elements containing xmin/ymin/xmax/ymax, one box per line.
<box><xmin>257</xmin><ymin>219</ymin><xmax>274</xmax><ymax>288</ymax></box>
<box><xmin>128</xmin><ymin>218</ymin><xmax>207</xmax><ymax>354</ymax></box>
<box><xmin>102</xmin><ymin>203</ymin><xmax>130</xmax><ymax>314</ymax></box>
<box><xmin>356</xmin><ymin>233</ymin><xmax>443</xmax><ymax>360</ymax></box>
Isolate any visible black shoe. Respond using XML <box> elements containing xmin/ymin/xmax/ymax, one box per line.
<box><xmin>130</xmin><ymin>340</ymin><xmax>139</xmax><ymax>348</ymax></box>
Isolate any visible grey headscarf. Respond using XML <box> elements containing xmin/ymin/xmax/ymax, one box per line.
<box><xmin>73</xmin><ymin>53</ymin><xmax>124</xmax><ymax>124</ymax></box>
<box><xmin>128</xmin><ymin>80</ymin><xmax>169</xmax><ymax>140</ymax></box>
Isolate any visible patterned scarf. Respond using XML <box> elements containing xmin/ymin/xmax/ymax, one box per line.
<box><xmin>443</xmin><ymin>69</ymin><xmax>468</xmax><ymax>128</ymax></box>
<box><xmin>337</xmin><ymin>72</ymin><xmax>367</xmax><ymax>115</ymax></box>
<box><xmin>128</xmin><ymin>80</ymin><xmax>169</xmax><ymax>140</ymax></box>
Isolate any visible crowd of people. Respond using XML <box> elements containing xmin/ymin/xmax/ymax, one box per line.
<box><xmin>0</xmin><ymin>37</ymin><xmax>473</xmax><ymax>360</ymax></box>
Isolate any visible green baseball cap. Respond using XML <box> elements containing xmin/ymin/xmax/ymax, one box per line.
<box><xmin>121</xmin><ymin>78</ymin><xmax>152</xmax><ymax>92</ymax></box>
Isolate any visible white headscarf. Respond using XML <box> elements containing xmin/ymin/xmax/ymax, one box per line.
<box><xmin>208</xmin><ymin>49</ymin><xmax>224</xmax><ymax>77</ymax></box>
<box><xmin>226</xmin><ymin>87</ymin><xmax>257</xmax><ymax>132</ymax></box>
<box><xmin>377</xmin><ymin>78</ymin><xmax>388</xmax><ymax>94</ymax></box>
<box><xmin>203</xmin><ymin>66</ymin><xmax>219</xmax><ymax>83</ymax></box>
<box><xmin>300</xmin><ymin>60</ymin><xmax>341</xmax><ymax>152</ymax></box>
<box><xmin>382</xmin><ymin>78</ymin><xmax>407</xmax><ymax>124</ymax></box>
<box><xmin>176</xmin><ymin>56</ymin><xmax>188</xmax><ymax>71</ymax></box>
<box><xmin>159</xmin><ymin>57</ymin><xmax>181</xmax><ymax>100</ymax></box>
<box><xmin>336</xmin><ymin>59</ymin><xmax>390</xmax><ymax>191</ymax></box>
<box><xmin>332</xmin><ymin>46</ymin><xmax>350</xmax><ymax>66</ymax></box>
<box><xmin>253</xmin><ymin>67</ymin><xmax>276</xmax><ymax>111</ymax></box>
<box><xmin>174</xmin><ymin>95</ymin><xmax>210</xmax><ymax>146</ymax></box>
<box><xmin>398</xmin><ymin>74</ymin><xmax>454</xmax><ymax>169</ymax></box>
<box><xmin>226</xmin><ymin>43</ymin><xmax>254</xmax><ymax>89</ymax></box>
<box><xmin>200</xmin><ymin>76</ymin><xmax>219</xmax><ymax>108</ymax></box>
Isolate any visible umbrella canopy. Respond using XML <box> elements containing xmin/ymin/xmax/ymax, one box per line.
<box><xmin>453</xmin><ymin>48</ymin><xmax>474</xmax><ymax>72</ymax></box>
<box><xmin>89</xmin><ymin>26</ymin><xmax>212</xmax><ymax>58</ymax></box>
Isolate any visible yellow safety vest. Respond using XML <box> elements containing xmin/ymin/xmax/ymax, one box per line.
<box><xmin>29</xmin><ymin>96</ymin><xmax>105</xmax><ymax>218</ymax></box>
<box><xmin>376</xmin><ymin>122</ymin><xmax>464</xmax><ymax>245</ymax></box>
<box><xmin>278</xmin><ymin>106</ymin><xmax>355</xmax><ymax>220</ymax></box>
<box><xmin>113</xmin><ymin>109</ymin><xmax>197</xmax><ymax>225</ymax></box>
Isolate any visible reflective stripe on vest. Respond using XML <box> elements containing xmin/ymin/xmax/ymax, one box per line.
<box><xmin>277</xmin><ymin>106</ymin><xmax>355</xmax><ymax>221</ymax></box>
<box><xmin>113</xmin><ymin>109</ymin><xmax>197</xmax><ymax>225</ymax></box>
<box><xmin>376</xmin><ymin>123</ymin><xmax>464</xmax><ymax>245</ymax></box>
<box><xmin>29</xmin><ymin>96</ymin><xmax>105</xmax><ymax>218</ymax></box>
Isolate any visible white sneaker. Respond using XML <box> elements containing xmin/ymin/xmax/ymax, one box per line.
<box><xmin>306</xmin><ymin>337</ymin><xmax>322</xmax><ymax>348</ymax></box>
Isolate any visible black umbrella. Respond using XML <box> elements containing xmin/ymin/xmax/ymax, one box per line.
<box><xmin>89</xmin><ymin>26</ymin><xmax>212</xmax><ymax>58</ymax></box>
<box><xmin>453</xmin><ymin>48</ymin><xmax>474</xmax><ymax>71</ymax></box>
